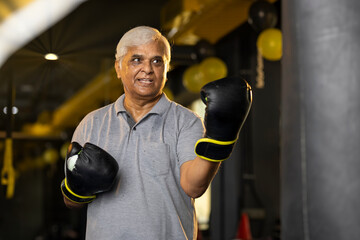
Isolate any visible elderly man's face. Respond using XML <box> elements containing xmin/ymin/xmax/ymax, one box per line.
<box><xmin>115</xmin><ymin>40</ymin><xmax>168</xmax><ymax>101</ymax></box>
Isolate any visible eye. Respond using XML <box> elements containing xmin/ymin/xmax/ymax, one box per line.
<box><xmin>132</xmin><ymin>57</ymin><xmax>141</xmax><ymax>63</ymax></box>
<box><xmin>152</xmin><ymin>58</ymin><xmax>163</xmax><ymax>65</ymax></box>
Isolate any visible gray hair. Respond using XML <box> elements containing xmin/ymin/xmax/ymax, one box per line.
<box><xmin>115</xmin><ymin>26</ymin><xmax>171</xmax><ymax>69</ymax></box>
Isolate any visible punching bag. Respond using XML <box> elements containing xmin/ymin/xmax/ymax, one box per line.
<box><xmin>281</xmin><ymin>0</ymin><xmax>360</xmax><ymax>239</ymax></box>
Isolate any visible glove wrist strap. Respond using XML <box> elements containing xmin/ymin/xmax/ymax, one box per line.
<box><xmin>61</xmin><ymin>178</ymin><xmax>96</xmax><ymax>204</ymax></box>
<box><xmin>195</xmin><ymin>137</ymin><xmax>237</xmax><ymax>162</ymax></box>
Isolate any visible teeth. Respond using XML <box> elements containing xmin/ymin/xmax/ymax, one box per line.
<box><xmin>138</xmin><ymin>79</ymin><xmax>152</xmax><ymax>83</ymax></box>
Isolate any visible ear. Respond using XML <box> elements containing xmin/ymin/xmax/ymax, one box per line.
<box><xmin>114</xmin><ymin>60</ymin><xmax>121</xmax><ymax>79</ymax></box>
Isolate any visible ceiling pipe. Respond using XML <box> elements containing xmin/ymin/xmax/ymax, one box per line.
<box><xmin>161</xmin><ymin>0</ymin><xmax>277</xmax><ymax>45</ymax></box>
<box><xmin>22</xmin><ymin>67</ymin><xmax>122</xmax><ymax>136</ymax></box>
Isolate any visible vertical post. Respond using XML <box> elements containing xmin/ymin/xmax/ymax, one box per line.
<box><xmin>281</xmin><ymin>0</ymin><xmax>360</xmax><ymax>239</ymax></box>
<box><xmin>1</xmin><ymin>76</ymin><xmax>15</xmax><ymax>198</ymax></box>
<box><xmin>6</xmin><ymin>76</ymin><xmax>14</xmax><ymax>139</ymax></box>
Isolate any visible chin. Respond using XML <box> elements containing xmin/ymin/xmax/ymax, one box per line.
<box><xmin>137</xmin><ymin>91</ymin><xmax>162</xmax><ymax>99</ymax></box>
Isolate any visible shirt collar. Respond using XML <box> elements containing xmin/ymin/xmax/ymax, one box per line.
<box><xmin>114</xmin><ymin>93</ymin><xmax>171</xmax><ymax>116</ymax></box>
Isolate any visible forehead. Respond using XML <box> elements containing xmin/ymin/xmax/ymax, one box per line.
<box><xmin>126</xmin><ymin>40</ymin><xmax>167</xmax><ymax>58</ymax></box>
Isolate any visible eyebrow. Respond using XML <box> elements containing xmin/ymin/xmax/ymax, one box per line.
<box><xmin>131</xmin><ymin>54</ymin><xmax>164</xmax><ymax>59</ymax></box>
<box><xmin>131</xmin><ymin>54</ymin><xmax>142</xmax><ymax>58</ymax></box>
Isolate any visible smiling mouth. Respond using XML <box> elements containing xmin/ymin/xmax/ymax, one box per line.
<box><xmin>137</xmin><ymin>78</ymin><xmax>153</xmax><ymax>84</ymax></box>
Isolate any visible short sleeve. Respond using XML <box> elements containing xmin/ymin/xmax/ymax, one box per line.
<box><xmin>71</xmin><ymin>116</ymin><xmax>89</xmax><ymax>147</ymax></box>
<box><xmin>176</xmin><ymin>114</ymin><xmax>204</xmax><ymax>166</ymax></box>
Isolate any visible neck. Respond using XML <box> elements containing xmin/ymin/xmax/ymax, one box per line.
<box><xmin>123</xmin><ymin>94</ymin><xmax>162</xmax><ymax>122</ymax></box>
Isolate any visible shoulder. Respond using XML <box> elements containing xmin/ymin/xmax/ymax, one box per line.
<box><xmin>167</xmin><ymin>100</ymin><xmax>203</xmax><ymax>130</ymax></box>
<box><xmin>74</xmin><ymin>103</ymin><xmax>115</xmax><ymax>136</ymax></box>
<box><xmin>81</xmin><ymin>103</ymin><xmax>114</xmax><ymax>124</ymax></box>
<box><xmin>72</xmin><ymin>103</ymin><xmax>116</xmax><ymax>144</ymax></box>
<box><xmin>169</xmin><ymin>100</ymin><xmax>199</xmax><ymax>117</ymax></box>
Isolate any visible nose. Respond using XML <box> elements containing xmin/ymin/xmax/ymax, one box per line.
<box><xmin>142</xmin><ymin>60</ymin><xmax>153</xmax><ymax>74</ymax></box>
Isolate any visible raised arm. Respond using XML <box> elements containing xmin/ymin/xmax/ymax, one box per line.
<box><xmin>180</xmin><ymin>77</ymin><xmax>252</xmax><ymax>198</ymax></box>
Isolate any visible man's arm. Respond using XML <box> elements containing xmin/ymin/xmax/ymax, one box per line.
<box><xmin>180</xmin><ymin>157</ymin><xmax>220</xmax><ymax>198</ymax></box>
<box><xmin>63</xmin><ymin>195</ymin><xmax>86</xmax><ymax>209</ymax></box>
<box><xmin>180</xmin><ymin>77</ymin><xmax>252</xmax><ymax>199</ymax></box>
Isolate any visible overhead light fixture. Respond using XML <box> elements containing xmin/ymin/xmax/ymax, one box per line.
<box><xmin>3</xmin><ymin>106</ymin><xmax>19</xmax><ymax>115</ymax></box>
<box><xmin>44</xmin><ymin>53</ymin><xmax>58</xmax><ymax>61</ymax></box>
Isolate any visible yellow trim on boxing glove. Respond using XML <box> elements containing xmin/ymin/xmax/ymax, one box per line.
<box><xmin>61</xmin><ymin>178</ymin><xmax>96</xmax><ymax>204</ymax></box>
<box><xmin>196</xmin><ymin>137</ymin><xmax>237</xmax><ymax>146</ymax></box>
<box><xmin>197</xmin><ymin>155</ymin><xmax>227</xmax><ymax>163</ymax></box>
<box><xmin>64</xmin><ymin>178</ymin><xmax>96</xmax><ymax>200</ymax></box>
<box><xmin>195</xmin><ymin>137</ymin><xmax>237</xmax><ymax>162</ymax></box>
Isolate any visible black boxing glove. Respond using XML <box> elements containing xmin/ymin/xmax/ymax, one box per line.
<box><xmin>61</xmin><ymin>142</ymin><xmax>119</xmax><ymax>204</ymax></box>
<box><xmin>195</xmin><ymin>77</ymin><xmax>252</xmax><ymax>162</ymax></box>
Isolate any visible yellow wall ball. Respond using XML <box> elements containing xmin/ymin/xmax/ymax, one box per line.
<box><xmin>182</xmin><ymin>64</ymin><xmax>206</xmax><ymax>93</ymax></box>
<box><xmin>43</xmin><ymin>148</ymin><xmax>59</xmax><ymax>164</ymax></box>
<box><xmin>199</xmin><ymin>57</ymin><xmax>228</xmax><ymax>82</ymax></box>
<box><xmin>257</xmin><ymin>28</ymin><xmax>282</xmax><ymax>61</ymax></box>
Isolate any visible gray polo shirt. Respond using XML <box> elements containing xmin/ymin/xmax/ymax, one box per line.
<box><xmin>71</xmin><ymin>93</ymin><xmax>204</xmax><ymax>240</ymax></box>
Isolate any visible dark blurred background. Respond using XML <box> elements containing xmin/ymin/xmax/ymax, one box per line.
<box><xmin>0</xmin><ymin>0</ymin><xmax>281</xmax><ymax>239</ymax></box>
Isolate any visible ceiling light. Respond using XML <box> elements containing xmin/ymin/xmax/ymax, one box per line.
<box><xmin>44</xmin><ymin>53</ymin><xmax>58</xmax><ymax>61</ymax></box>
<box><xmin>3</xmin><ymin>106</ymin><xmax>19</xmax><ymax>115</ymax></box>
